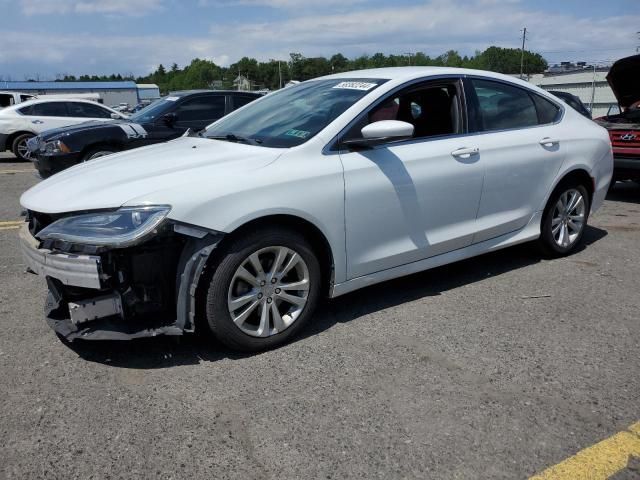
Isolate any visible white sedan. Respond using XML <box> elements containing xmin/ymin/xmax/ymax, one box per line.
<box><xmin>19</xmin><ymin>67</ymin><xmax>613</xmax><ymax>350</ymax></box>
<box><xmin>0</xmin><ymin>98</ymin><xmax>125</xmax><ymax>160</ymax></box>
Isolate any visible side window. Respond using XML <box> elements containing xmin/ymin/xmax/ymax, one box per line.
<box><xmin>0</xmin><ymin>94</ymin><xmax>13</xmax><ymax>107</ymax></box>
<box><xmin>232</xmin><ymin>95</ymin><xmax>257</xmax><ymax>110</ymax></box>
<box><xmin>20</xmin><ymin>94</ymin><xmax>35</xmax><ymax>102</ymax></box>
<box><xmin>531</xmin><ymin>94</ymin><xmax>561</xmax><ymax>124</ymax></box>
<box><xmin>68</xmin><ymin>102</ymin><xmax>112</xmax><ymax>118</ymax></box>
<box><xmin>18</xmin><ymin>105</ymin><xmax>33</xmax><ymax>115</ymax></box>
<box><xmin>347</xmin><ymin>81</ymin><xmax>461</xmax><ymax>140</ymax></box>
<box><xmin>30</xmin><ymin>102</ymin><xmax>69</xmax><ymax>117</ymax></box>
<box><xmin>175</xmin><ymin>95</ymin><xmax>226</xmax><ymax>122</ymax></box>
<box><xmin>470</xmin><ymin>79</ymin><xmax>538</xmax><ymax>131</ymax></box>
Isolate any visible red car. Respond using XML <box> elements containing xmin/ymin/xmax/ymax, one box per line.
<box><xmin>595</xmin><ymin>54</ymin><xmax>640</xmax><ymax>183</ymax></box>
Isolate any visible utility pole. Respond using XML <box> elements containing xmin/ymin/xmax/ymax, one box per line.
<box><xmin>637</xmin><ymin>31</ymin><xmax>640</xmax><ymax>52</ymax></box>
<box><xmin>520</xmin><ymin>27</ymin><xmax>527</xmax><ymax>79</ymax></box>
<box><xmin>590</xmin><ymin>63</ymin><xmax>597</xmax><ymax>114</ymax></box>
<box><xmin>404</xmin><ymin>52</ymin><xmax>414</xmax><ymax>66</ymax></box>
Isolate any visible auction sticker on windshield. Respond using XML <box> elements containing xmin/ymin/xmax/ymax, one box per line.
<box><xmin>284</xmin><ymin>129</ymin><xmax>310</xmax><ymax>139</ymax></box>
<box><xmin>332</xmin><ymin>81</ymin><xmax>377</xmax><ymax>91</ymax></box>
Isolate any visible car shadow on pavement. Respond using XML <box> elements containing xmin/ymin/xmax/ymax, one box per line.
<box><xmin>66</xmin><ymin>226</ymin><xmax>608</xmax><ymax>369</ymax></box>
<box><xmin>607</xmin><ymin>181</ymin><xmax>640</xmax><ymax>204</ymax></box>
<box><xmin>0</xmin><ymin>154</ymin><xmax>21</xmax><ymax>163</ymax></box>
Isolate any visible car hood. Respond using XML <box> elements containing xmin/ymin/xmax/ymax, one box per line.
<box><xmin>607</xmin><ymin>54</ymin><xmax>640</xmax><ymax>109</ymax></box>
<box><xmin>37</xmin><ymin>119</ymin><xmax>133</xmax><ymax>141</ymax></box>
<box><xmin>21</xmin><ymin>137</ymin><xmax>282</xmax><ymax>214</ymax></box>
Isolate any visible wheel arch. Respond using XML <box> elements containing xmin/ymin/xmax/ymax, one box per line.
<box><xmin>543</xmin><ymin>167</ymin><xmax>594</xmax><ymax>214</ymax></box>
<box><xmin>79</xmin><ymin>141</ymin><xmax>125</xmax><ymax>160</ymax></box>
<box><xmin>216</xmin><ymin>214</ymin><xmax>336</xmax><ymax>296</ymax></box>
<box><xmin>6</xmin><ymin>130</ymin><xmax>36</xmax><ymax>150</ymax></box>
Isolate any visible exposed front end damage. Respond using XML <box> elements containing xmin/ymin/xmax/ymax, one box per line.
<box><xmin>20</xmin><ymin>214</ymin><xmax>222</xmax><ymax>341</ymax></box>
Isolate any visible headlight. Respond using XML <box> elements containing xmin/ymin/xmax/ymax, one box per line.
<box><xmin>44</xmin><ymin>140</ymin><xmax>71</xmax><ymax>154</ymax></box>
<box><xmin>37</xmin><ymin>205</ymin><xmax>171</xmax><ymax>247</ymax></box>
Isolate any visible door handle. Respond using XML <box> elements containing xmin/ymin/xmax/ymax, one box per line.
<box><xmin>539</xmin><ymin>137</ymin><xmax>559</xmax><ymax>147</ymax></box>
<box><xmin>31</xmin><ymin>120</ymin><xmax>44</xmax><ymax>124</ymax></box>
<box><xmin>451</xmin><ymin>147</ymin><xmax>479</xmax><ymax>158</ymax></box>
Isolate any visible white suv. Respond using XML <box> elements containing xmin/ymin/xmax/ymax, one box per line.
<box><xmin>0</xmin><ymin>99</ymin><xmax>125</xmax><ymax>160</ymax></box>
<box><xmin>20</xmin><ymin>67</ymin><xmax>613</xmax><ymax>351</ymax></box>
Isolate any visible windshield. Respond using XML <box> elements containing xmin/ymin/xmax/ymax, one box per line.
<box><xmin>129</xmin><ymin>97</ymin><xmax>177</xmax><ymax>123</ymax></box>
<box><xmin>204</xmin><ymin>78</ymin><xmax>386</xmax><ymax>147</ymax></box>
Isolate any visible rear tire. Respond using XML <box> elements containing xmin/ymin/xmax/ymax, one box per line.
<box><xmin>11</xmin><ymin>133</ymin><xmax>35</xmax><ymax>161</ymax></box>
<box><xmin>204</xmin><ymin>227</ymin><xmax>322</xmax><ymax>352</ymax></box>
<box><xmin>538</xmin><ymin>183</ymin><xmax>590</xmax><ymax>257</ymax></box>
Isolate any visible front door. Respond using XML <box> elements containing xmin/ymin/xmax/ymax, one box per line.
<box><xmin>339</xmin><ymin>79</ymin><xmax>484</xmax><ymax>279</ymax></box>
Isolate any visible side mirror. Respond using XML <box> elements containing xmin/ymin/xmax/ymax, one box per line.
<box><xmin>342</xmin><ymin>120</ymin><xmax>414</xmax><ymax>149</ymax></box>
<box><xmin>110</xmin><ymin>113</ymin><xmax>121</xmax><ymax>119</ymax></box>
<box><xmin>163</xmin><ymin>112</ymin><xmax>177</xmax><ymax>125</ymax></box>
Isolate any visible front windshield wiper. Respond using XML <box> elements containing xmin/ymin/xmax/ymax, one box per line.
<box><xmin>208</xmin><ymin>134</ymin><xmax>262</xmax><ymax>145</ymax></box>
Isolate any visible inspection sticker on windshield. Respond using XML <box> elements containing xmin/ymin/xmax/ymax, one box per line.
<box><xmin>165</xmin><ymin>96</ymin><xmax>179</xmax><ymax>101</ymax></box>
<box><xmin>284</xmin><ymin>129</ymin><xmax>310</xmax><ymax>139</ymax></box>
<box><xmin>332</xmin><ymin>81</ymin><xmax>377</xmax><ymax>91</ymax></box>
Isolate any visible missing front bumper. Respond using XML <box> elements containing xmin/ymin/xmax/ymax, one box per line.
<box><xmin>20</xmin><ymin>223</ymin><xmax>221</xmax><ymax>341</ymax></box>
<box><xmin>20</xmin><ymin>224</ymin><xmax>103</xmax><ymax>289</ymax></box>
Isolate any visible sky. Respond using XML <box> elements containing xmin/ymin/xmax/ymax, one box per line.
<box><xmin>0</xmin><ymin>0</ymin><xmax>638</xmax><ymax>79</ymax></box>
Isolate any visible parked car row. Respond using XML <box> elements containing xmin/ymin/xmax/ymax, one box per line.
<box><xmin>19</xmin><ymin>66</ymin><xmax>613</xmax><ymax>351</ymax></box>
<box><xmin>28</xmin><ymin>90</ymin><xmax>261</xmax><ymax>177</ymax></box>
<box><xmin>0</xmin><ymin>90</ymin><xmax>260</xmax><ymax>164</ymax></box>
<box><xmin>0</xmin><ymin>99</ymin><xmax>126</xmax><ymax>160</ymax></box>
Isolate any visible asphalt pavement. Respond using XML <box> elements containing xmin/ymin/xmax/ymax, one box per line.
<box><xmin>0</xmin><ymin>151</ymin><xmax>639</xmax><ymax>479</ymax></box>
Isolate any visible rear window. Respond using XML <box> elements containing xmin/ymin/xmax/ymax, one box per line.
<box><xmin>531</xmin><ymin>94</ymin><xmax>562</xmax><ymax>124</ymax></box>
<box><xmin>232</xmin><ymin>95</ymin><xmax>258</xmax><ymax>110</ymax></box>
<box><xmin>19</xmin><ymin>102</ymin><xmax>69</xmax><ymax>117</ymax></box>
<box><xmin>0</xmin><ymin>94</ymin><xmax>14</xmax><ymax>107</ymax></box>
<box><xmin>469</xmin><ymin>79</ymin><xmax>563</xmax><ymax>131</ymax></box>
<box><xmin>67</xmin><ymin>102</ymin><xmax>112</xmax><ymax>118</ymax></box>
<box><xmin>470</xmin><ymin>79</ymin><xmax>538</xmax><ymax>131</ymax></box>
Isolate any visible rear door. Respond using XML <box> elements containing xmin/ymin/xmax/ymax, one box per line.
<box><xmin>20</xmin><ymin>102</ymin><xmax>79</xmax><ymax>132</ymax></box>
<box><xmin>463</xmin><ymin>77</ymin><xmax>565</xmax><ymax>243</ymax></box>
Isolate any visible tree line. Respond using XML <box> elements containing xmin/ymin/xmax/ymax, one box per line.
<box><xmin>52</xmin><ymin>46</ymin><xmax>547</xmax><ymax>93</ymax></box>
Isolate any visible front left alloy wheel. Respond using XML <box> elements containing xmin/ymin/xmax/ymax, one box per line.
<box><xmin>204</xmin><ymin>228</ymin><xmax>321</xmax><ymax>351</ymax></box>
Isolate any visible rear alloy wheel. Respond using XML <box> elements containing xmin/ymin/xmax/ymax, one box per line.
<box><xmin>205</xmin><ymin>228</ymin><xmax>321</xmax><ymax>351</ymax></box>
<box><xmin>11</xmin><ymin>133</ymin><xmax>35</xmax><ymax>161</ymax></box>
<box><xmin>539</xmin><ymin>184</ymin><xmax>590</xmax><ymax>257</ymax></box>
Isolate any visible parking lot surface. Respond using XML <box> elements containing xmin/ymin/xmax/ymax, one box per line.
<box><xmin>0</xmin><ymin>151</ymin><xmax>639</xmax><ymax>479</ymax></box>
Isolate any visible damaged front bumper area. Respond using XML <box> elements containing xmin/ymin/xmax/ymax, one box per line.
<box><xmin>19</xmin><ymin>222</ymin><xmax>220</xmax><ymax>341</ymax></box>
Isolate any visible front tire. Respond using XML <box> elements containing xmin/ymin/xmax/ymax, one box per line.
<box><xmin>204</xmin><ymin>228</ymin><xmax>322</xmax><ymax>352</ymax></box>
<box><xmin>12</xmin><ymin>133</ymin><xmax>35</xmax><ymax>161</ymax></box>
<box><xmin>82</xmin><ymin>147</ymin><xmax>117</xmax><ymax>161</ymax></box>
<box><xmin>538</xmin><ymin>183</ymin><xmax>590</xmax><ymax>257</ymax></box>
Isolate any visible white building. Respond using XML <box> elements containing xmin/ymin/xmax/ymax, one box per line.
<box><xmin>0</xmin><ymin>81</ymin><xmax>140</xmax><ymax>107</ymax></box>
<box><xmin>136</xmin><ymin>84</ymin><xmax>160</xmax><ymax>103</ymax></box>
<box><xmin>522</xmin><ymin>69</ymin><xmax>618</xmax><ymax>118</ymax></box>
<box><xmin>233</xmin><ymin>75</ymin><xmax>251</xmax><ymax>91</ymax></box>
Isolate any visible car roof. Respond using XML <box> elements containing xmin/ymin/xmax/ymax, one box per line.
<box><xmin>0</xmin><ymin>97</ymin><xmax>120</xmax><ymax>115</ymax></box>
<box><xmin>168</xmin><ymin>89</ymin><xmax>262</xmax><ymax>97</ymax></box>
<box><xmin>317</xmin><ymin>66</ymin><xmax>559</xmax><ymax>101</ymax></box>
